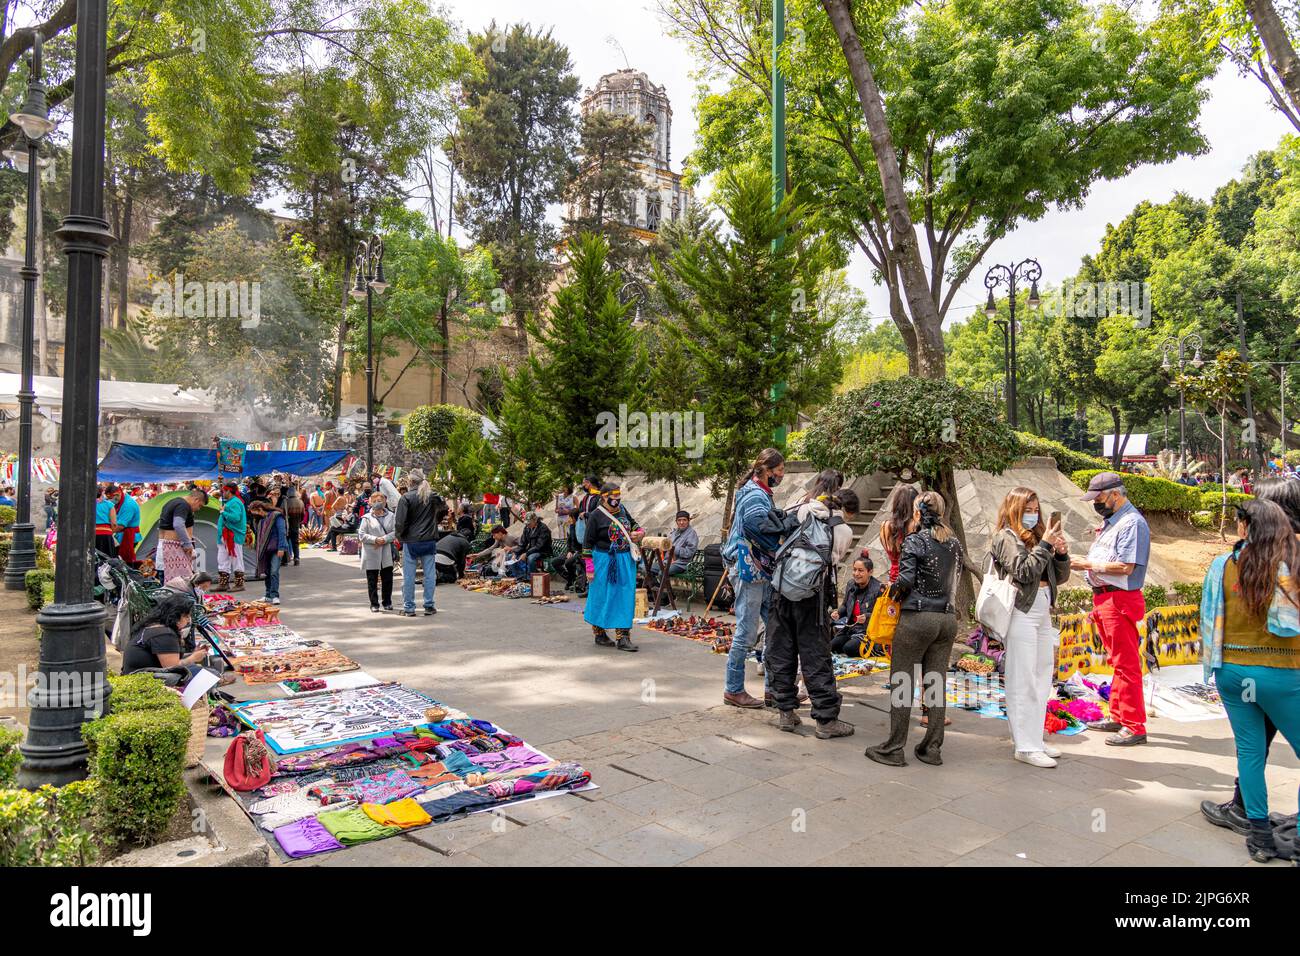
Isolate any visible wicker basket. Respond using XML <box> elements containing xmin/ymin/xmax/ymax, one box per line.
<box><xmin>186</xmin><ymin>696</ymin><xmax>211</xmax><ymax>768</ymax></box>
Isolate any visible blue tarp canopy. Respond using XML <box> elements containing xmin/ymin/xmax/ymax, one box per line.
<box><xmin>97</xmin><ymin>442</ymin><xmax>351</xmax><ymax>483</ymax></box>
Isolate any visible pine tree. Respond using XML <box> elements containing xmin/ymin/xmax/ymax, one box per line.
<box><xmin>655</xmin><ymin>163</ymin><xmax>842</xmax><ymax>526</ymax></box>
<box><xmin>564</xmin><ymin>110</ymin><xmax>653</xmax><ymax>276</ymax></box>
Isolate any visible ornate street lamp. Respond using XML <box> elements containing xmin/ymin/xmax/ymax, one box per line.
<box><xmin>1159</xmin><ymin>333</ymin><xmax>1204</xmax><ymax>460</ymax></box>
<box><xmin>351</xmin><ymin>235</ymin><xmax>386</xmax><ymax>475</ymax></box>
<box><xmin>984</xmin><ymin>258</ymin><xmax>1041</xmax><ymax>429</ymax></box>
<box><xmin>3</xmin><ymin>32</ymin><xmax>53</xmax><ymax>592</ymax></box>
<box><xmin>18</xmin><ymin>0</ymin><xmax>115</xmax><ymax>788</ymax></box>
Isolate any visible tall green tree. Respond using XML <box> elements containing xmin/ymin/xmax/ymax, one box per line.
<box><xmin>565</xmin><ymin>110</ymin><xmax>654</xmax><ymax>275</ymax></box>
<box><xmin>451</xmin><ymin>23</ymin><xmax>580</xmax><ymax>356</ymax></box>
<box><xmin>654</xmin><ymin>163</ymin><xmax>842</xmax><ymax>525</ymax></box>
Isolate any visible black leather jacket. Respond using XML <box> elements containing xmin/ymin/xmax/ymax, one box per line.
<box><xmin>395</xmin><ymin>490</ymin><xmax>444</xmax><ymax>543</ymax></box>
<box><xmin>892</xmin><ymin>529</ymin><xmax>962</xmax><ymax>614</ymax></box>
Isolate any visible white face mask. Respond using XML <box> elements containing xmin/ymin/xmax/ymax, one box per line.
<box><xmin>1022</xmin><ymin>512</ymin><xmax>1039</xmax><ymax>530</ymax></box>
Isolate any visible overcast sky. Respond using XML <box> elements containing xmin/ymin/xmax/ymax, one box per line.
<box><xmin>440</xmin><ymin>0</ymin><xmax>1296</xmax><ymax>327</ymax></box>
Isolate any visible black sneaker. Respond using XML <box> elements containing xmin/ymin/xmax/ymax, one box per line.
<box><xmin>382</xmin><ymin>604</ymin><xmax>393</xmax><ymax>612</ymax></box>
<box><xmin>424</xmin><ymin>606</ymin><xmax>437</xmax><ymax>616</ymax></box>
<box><xmin>1200</xmin><ymin>798</ymin><xmax>1251</xmax><ymax>836</ymax></box>
<box><xmin>401</xmin><ymin>609</ymin><xmax>417</xmax><ymax>617</ymax></box>
<box><xmin>370</xmin><ymin>605</ymin><xmax>381</xmax><ymax>613</ymax></box>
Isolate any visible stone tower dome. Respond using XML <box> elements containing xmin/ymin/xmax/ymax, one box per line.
<box><xmin>581</xmin><ymin>68</ymin><xmax>673</xmax><ymax>170</ymax></box>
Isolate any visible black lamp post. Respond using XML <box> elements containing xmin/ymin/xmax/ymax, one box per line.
<box><xmin>18</xmin><ymin>1</ymin><xmax>115</xmax><ymax>788</ymax></box>
<box><xmin>984</xmin><ymin>258</ymin><xmax>1042</xmax><ymax>429</ymax></box>
<box><xmin>1160</xmin><ymin>333</ymin><xmax>1204</xmax><ymax>461</ymax></box>
<box><xmin>3</xmin><ymin>33</ymin><xmax>54</xmax><ymax>592</ymax></box>
<box><xmin>992</xmin><ymin>317</ymin><xmax>1009</xmax><ymax>404</ymax></box>
<box><xmin>350</xmin><ymin>236</ymin><xmax>387</xmax><ymax>474</ymax></box>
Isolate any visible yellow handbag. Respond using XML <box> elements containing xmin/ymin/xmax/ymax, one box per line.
<box><xmin>865</xmin><ymin>592</ymin><xmax>900</xmax><ymax>648</ymax></box>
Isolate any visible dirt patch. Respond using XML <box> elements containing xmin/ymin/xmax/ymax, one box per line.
<box><xmin>0</xmin><ymin>588</ymin><xmax>40</xmax><ymax>726</ymax></box>
<box><xmin>1146</xmin><ymin>513</ymin><xmax>1227</xmax><ymax>586</ymax></box>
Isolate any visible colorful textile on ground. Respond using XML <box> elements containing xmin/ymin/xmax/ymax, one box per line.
<box><xmin>832</xmin><ymin>655</ymin><xmax>888</xmax><ymax>680</ymax></box>
<box><xmin>362</xmin><ymin>799</ymin><xmax>432</xmax><ymax>829</ymax></box>
<box><xmin>316</xmin><ymin>806</ymin><xmax>402</xmax><ymax>845</ymax></box>
<box><xmin>645</xmin><ymin>615</ymin><xmax>734</xmax><ymax>647</ymax></box>
<box><xmin>350</xmin><ymin>769</ymin><xmax>424</xmax><ymax>804</ymax></box>
<box><xmin>272</xmin><ymin>816</ymin><xmax>344</xmax><ymax>858</ymax></box>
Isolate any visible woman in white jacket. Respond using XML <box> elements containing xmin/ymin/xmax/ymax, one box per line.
<box><xmin>357</xmin><ymin>491</ymin><xmax>396</xmax><ymax>612</ymax></box>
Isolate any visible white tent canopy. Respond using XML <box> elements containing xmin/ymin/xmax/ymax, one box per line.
<box><xmin>1102</xmin><ymin>433</ymin><xmax>1149</xmax><ymax>457</ymax></box>
<box><xmin>0</xmin><ymin>374</ymin><xmax>216</xmax><ymax>416</ymax></box>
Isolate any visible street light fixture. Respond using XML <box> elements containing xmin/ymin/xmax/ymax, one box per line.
<box><xmin>983</xmin><ymin>258</ymin><xmax>1042</xmax><ymax>428</ymax></box>
<box><xmin>1159</xmin><ymin>333</ymin><xmax>1204</xmax><ymax>460</ymax></box>
<box><xmin>5</xmin><ymin>31</ymin><xmax>52</xmax><ymax>593</ymax></box>
<box><xmin>18</xmin><ymin>1</ymin><xmax>115</xmax><ymax>788</ymax></box>
<box><xmin>352</xmin><ymin>235</ymin><xmax>387</xmax><ymax>476</ymax></box>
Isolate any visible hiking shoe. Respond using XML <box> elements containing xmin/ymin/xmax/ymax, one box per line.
<box><xmin>815</xmin><ymin>719</ymin><xmax>855</xmax><ymax>740</ymax></box>
<box><xmin>424</xmin><ymin>606</ymin><xmax>437</xmax><ymax>616</ymax></box>
<box><xmin>1201</xmin><ymin>799</ymin><xmax>1251</xmax><ymax>836</ymax></box>
<box><xmin>1015</xmin><ymin>750</ymin><xmax>1058</xmax><ymax>769</ymax></box>
<box><xmin>777</xmin><ymin>710</ymin><xmax>802</xmax><ymax>733</ymax></box>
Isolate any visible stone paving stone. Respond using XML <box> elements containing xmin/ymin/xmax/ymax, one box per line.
<box><xmin>552</xmin><ymin>849</ymin><xmax>624</xmax><ymax>866</ymax></box>
<box><xmin>500</xmin><ymin>793</ymin><xmax>587</xmax><ymax>825</ymax></box>
<box><xmin>657</xmin><ymin>788</ymin><xmax>793</xmax><ymax>848</ymax></box>
<box><xmin>661</xmin><ymin>733</ymin><xmax>759</xmax><ymax>765</ymax></box>
<box><xmin>543</xmin><ymin>798</ymin><xmax>647</xmax><ymax>843</ymax></box>
<box><xmin>838</xmin><ymin>780</ymin><xmax>949</xmax><ymax>828</ymax></box>
<box><xmin>1093</xmin><ymin>843</ymin><xmax>1191</xmax><ymax>867</ymax></box>
<box><xmin>1038</xmin><ymin>790</ymin><xmax>1183</xmax><ymax>849</ymax></box>
<box><xmin>981</xmin><ymin>822</ymin><xmax>1113</xmax><ymax>867</ymax></box>
<box><xmin>592</xmin><ymin>823</ymin><xmax>710</xmax><ymax>866</ymax></box>
<box><xmin>665</xmin><ymin>763</ymin><xmax>760</xmax><ymax>801</ymax></box>
<box><xmin>404</xmin><ymin>814</ymin><xmax>522</xmax><ymax>855</ymax></box>
<box><xmin>716</xmin><ymin>746</ymin><xmax>809</xmax><ymax>782</ymax></box>
<box><xmin>944</xmin><ymin>846</ymin><xmax>1045</xmax><ymax>867</ymax></box>
<box><xmin>1135</xmin><ymin>820</ymin><xmax>1252</xmax><ymax>867</ymax></box>
<box><xmin>890</xmin><ymin>807</ymin><xmax>1006</xmax><ymax>855</ymax></box>
<box><xmin>815</xmin><ymin>830</ymin><xmax>960</xmax><ymax>867</ymax></box>
<box><xmin>765</xmin><ymin>767</ymin><xmax>863</xmax><ymax>804</ymax></box>
<box><xmin>471</xmin><ymin>820</ymin><xmax>589</xmax><ymax>866</ymax></box>
<box><xmin>941</xmin><ymin>785</ymin><xmax>1078</xmax><ymax>831</ymax></box>
<box><xmin>681</xmin><ymin>843</ymin><xmax>786</xmax><ymax>867</ymax></box>
<box><xmin>733</xmin><ymin>799</ymin><xmax>868</xmax><ymax>865</ymax></box>
<box><xmin>612</xmin><ymin>747</ymin><xmax>708</xmax><ymax>781</ymax></box>
<box><xmin>607</xmin><ymin>779</ymin><xmax>710</xmax><ymax>820</ymax></box>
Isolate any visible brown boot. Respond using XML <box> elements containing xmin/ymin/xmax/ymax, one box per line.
<box><xmin>592</xmin><ymin>626</ymin><xmax>614</xmax><ymax>647</ymax></box>
<box><xmin>723</xmin><ymin>690</ymin><xmax>764</xmax><ymax>709</ymax></box>
<box><xmin>232</xmin><ymin>572</ymin><xmax>246</xmax><ymax>592</ymax></box>
<box><xmin>217</xmin><ymin>571</ymin><xmax>231</xmax><ymax>591</ymax></box>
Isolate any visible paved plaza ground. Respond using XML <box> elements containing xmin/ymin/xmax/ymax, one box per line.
<box><xmin>228</xmin><ymin>551</ymin><xmax>1297</xmax><ymax>867</ymax></box>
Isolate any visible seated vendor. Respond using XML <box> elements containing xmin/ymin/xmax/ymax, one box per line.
<box><xmin>467</xmin><ymin>525</ymin><xmax>517</xmax><ymax>577</ymax></box>
<box><xmin>830</xmin><ymin>555</ymin><xmax>884</xmax><ymax>657</ymax></box>
<box><xmin>121</xmin><ymin>595</ymin><xmax>209</xmax><ymax>680</ymax></box>
<box><xmin>668</xmin><ymin>510</ymin><xmax>699</xmax><ymax>575</ymax></box>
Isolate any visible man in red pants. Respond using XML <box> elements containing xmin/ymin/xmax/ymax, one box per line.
<box><xmin>1073</xmin><ymin>472</ymin><xmax>1151</xmax><ymax>746</ymax></box>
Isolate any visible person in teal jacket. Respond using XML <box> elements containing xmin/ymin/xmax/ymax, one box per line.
<box><xmin>215</xmin><ymin>482</ymin><xmax>248</xmax><ymax>592</ymax></box>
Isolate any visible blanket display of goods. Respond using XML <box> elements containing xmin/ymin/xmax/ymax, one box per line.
<box><xmin>458</xmin><ymin>578</ymin><xmax>531</xmax><ymax>599</ymax></box>
<box><xmin>221</xmin><ymin>681</ymin><xmax>592</xmax><ymax>860</ymax></box>
<box><xmin>229</xmin><ymin>647</ymin><xmax>360</xmax><ymax>684</ymax></box>
<box><xmin>935</xmin><ymin>673</ymin><xmax>1097</xmax><ymax>735</ymax></box>
<box><xmin>1055</xmin><ymin>605</ymin><xmax>1199</xmax><ymax>679</ymax></box>
<box><xmin>832</xmin><ymin>655</ymin><xmax>888</xmax><ymax>680</ymax></box>
<box><xmin>531</xmin><ymin>594</ymin><xmax>571</xmax><ymax>605</ymax></box>
<box><xmin>645</xmin><ymin>615</ymin><xmax>734</xmax><ymax>653</ymax></box>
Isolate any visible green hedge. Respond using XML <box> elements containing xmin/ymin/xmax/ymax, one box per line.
<box><xmin>0</xmin><ymin>537</ymin><xmax>54</xmax><ymax>575</ymax></box>
<box><xmin>1055</xmin><ymin>587</ymin><xmax>1094</xmax><ymax>615</ymax></box>
<box><xmin>1070</xmin><ymin>470</ymin><xmax>1201</xmax><ymax>513</ymax></box>
<box><xmin>0</xmin><ymin>504</ymin><xmax>14</xmax><ymax>528</ymax></box>
<box><xmin>1015</xmin><ymin>432</ymin><xmax>1109</xmax><ymax>475</ymax></box>
<box><xmin>0</xmin><ymin>726</ymin><xmax>22</xmax><ymax>788</ymax></box>
<box><xmin>0</xmin><ymin>780</ymin><xmax>99</xmax><ymax>866</ymax></box>
<box><xmin>82</xmin><ymin>677</ymin><xmax>190</xmax><ymax>848</ymax></box>
<box><xmin>1143</xmin><ymin>584</ymin><xmax>1170</xmax><ymax>609</ymax></box>
<box><xmin>24</xmin><ymin>568</ymin><xmax>54</xmax><ymax>611</ymax></box>
<box><xmin>1170</xmin><ymin>581</ymin><xmax>1203</xmax><ymax>606</ymax></box>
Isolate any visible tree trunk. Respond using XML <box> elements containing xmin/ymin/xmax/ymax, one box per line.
<box><xmin>1243</xmin><ymin>0</ymin><xmax>1300</xmax><ymax>120</ymax></box>
<box><xmin>439</xmin><ymin>294</ymin><xmax>450</xmax><ymax>404</ymax></box>
<box><xmin>1109</xmin><ymin>406</ymin><xmax>1124</xmax><ymax>469</ymax></box>
<box><xmin>116</xmin><ymin>187</ymin><xmax>133</xmax><ymax>327</ymax></box>
<box><xmin>720</xmin><ymin>466</ymin><xmax>740</xmax><ymax>538</ymax></box>
<box><xmin>822</xmin><ymin>0</ymin><xmax>945</xmax><ymax>379</ymax></box>
<box><xmin>672</xmin><ymin>476</ymin><xmax>680</xmax><ymax>514</ymax></box>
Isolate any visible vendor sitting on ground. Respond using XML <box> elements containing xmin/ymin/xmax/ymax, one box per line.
<box><xmin>830</xmin><ymin>554</ymin><xmax>885</xmax><ymax>657</ymax></box>
<box><xmin>507</xmin><ymin>512</ymin><xmax>552</xmax><ymax>578</ymax></box>
<box><xmin>435</xmin><ymin>528</ymin><xmax>472</xmax><ymax>584</ymax></box>
<box><xmin>121</xmin><ymin>595</ymin><xmax>209</xmax><ymax>681</ymax></box>
<box><xmin>467</xmin><ymin>525</ymin><xmax>517</xmax><ymax>577</ymax></box>
<box><xmin>162</xmin><ymin>570</ymin><xmax>215</xmax><ymax>602</ymax></box>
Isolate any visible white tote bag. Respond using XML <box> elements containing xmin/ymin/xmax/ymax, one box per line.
<box><xmin>974</xmin><ymin>552</ymin><xmax>1017</xmax><ymax>638</ymax></box>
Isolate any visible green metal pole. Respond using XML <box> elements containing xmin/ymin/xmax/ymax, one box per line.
<box><xmin>771</xmin><ymin>0</ymin><xmax>788</xmax><ymax>445</ymax></box>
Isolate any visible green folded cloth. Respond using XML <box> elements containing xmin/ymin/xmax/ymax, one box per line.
<box><xmin>316</xmin><ymin>806</ymin><xmax>402</xmax><ymax>845</ymax></box>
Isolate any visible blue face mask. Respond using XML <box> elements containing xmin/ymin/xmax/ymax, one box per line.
<box><xmin>1022</xmin><ymin>513</ymin><xmax>1039</xmax><ymax>530</ymax></box>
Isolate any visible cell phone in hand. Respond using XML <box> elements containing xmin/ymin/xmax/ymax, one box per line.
<box><xmin>1048</xmin><ymin>511</ymin><xmax>1062</xmax><ymax>533</ymax></box>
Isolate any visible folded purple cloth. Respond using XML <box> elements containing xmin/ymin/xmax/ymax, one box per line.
<box><xmin>273</xmin><ymin>816</ymin><xmax>343</xmax><ymax>858</ymax></box>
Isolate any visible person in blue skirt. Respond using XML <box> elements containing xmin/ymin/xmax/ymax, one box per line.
<box><xmin>583</xmin><ymin>482</ymin><xmax>644</xmax><ymax>652</ymax></box>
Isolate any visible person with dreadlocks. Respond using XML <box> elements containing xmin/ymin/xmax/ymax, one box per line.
<box><xmin>1199</xmin><ymin>498</ymin><xmax>1300</xmax><ymax>864</ymax></box>
<box><xmin>215</xmin><ymin>481</ymin><xmax>248</xmax><ymax>591</ymax></box>
<box><xmin>395</xmin><ymin>467</ymin><xmax>446</xmax><ymax>617</ymax></box>
<box><xmin>583</xmin><ymin>482</ymin><xmax>644</xmax><ymax>652</ymax></box>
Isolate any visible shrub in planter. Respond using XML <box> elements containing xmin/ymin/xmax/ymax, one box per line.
<box><xmin>1170</xmin><ymin>581</ymin><xmax>1204</xmax><ymax>606</ymax></box>
<box><xmin>0</xmin><ymin>725</ymin><xmax>22</xmax><ymax>787</ymax></box>
<box><xmin>36</xmin><ymin>543</ymin><xmax>52</xmax><ymax>570</ymax></box>
<box><xmin>107</xmin><ymin>672</ymin><xmax>185</xmax><ymax>713</ymax></box>
<box><xmin>0</xmin><ymin>780</ymin><xmax>99</xmax><ymax>866</ymax></box>
<box><xmin>24</xmin><ymin>568</ymin><xmax>55</xmax><ymax>611</ymax></box>
<box><xmin>83</xmin><ymin>697</ymin><xmax>190</xmax><ymax>848</ymax></box>
<box><xmin>1014</xmin><ymin>432</ymin><xmax>1109</xmax><ymax>475</ymax></box>
<box><xmin>1070</xmin><ymin>470</ymin><xmax>1200</xmax><ymax>514</ymax></box>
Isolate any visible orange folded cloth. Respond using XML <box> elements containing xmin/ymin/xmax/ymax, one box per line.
<box><xmin>361</xmin><ymin>799</ymin><xmax>432</xmax><ymax>829</ymax></box>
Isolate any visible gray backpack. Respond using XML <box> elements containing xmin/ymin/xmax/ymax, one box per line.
<box><xmin>772</xmin><ymin>510</ymin><xmax>834</xmax><ymax>601</ymax></box>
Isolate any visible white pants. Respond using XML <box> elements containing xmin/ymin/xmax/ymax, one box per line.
<box><xmin>1004</xmin><ymin>587</ymin><xmax>1058</xmax><ymax>753</ymax></box>
<box><xmin>218</xmin><ymin>541</ymin><xmax>244</xmax><ymax>575</ymax></box>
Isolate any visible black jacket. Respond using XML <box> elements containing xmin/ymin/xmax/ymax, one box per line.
<box><xmin>436</xmin><ymin>532</ymin><xmax>472</xmax><ymax>577</ymax></box>
<box><xmin>519</xmin><ymin>521</ymin><xmax>553</xmax><ymax>559</ymax></box>
<box><xmin>892</xmin><ymin>529</ymin><xmax>962</xmax><ymax>614</ymax></box>
<box><xmin>837</xmin><ymin>576</ymin><xmax>884</xmax><ymax>627</ymax></box>
<box><xmin>395</xmin><ymin>489</ymin><xmax>444</xmax><ymax>543</ymax></box>
<box><xmin>584</xmin><ymin>504</ymin><xmax>638</xmax><ymax>552</ymax></box>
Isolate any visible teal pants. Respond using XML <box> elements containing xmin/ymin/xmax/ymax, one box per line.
<box><xmin>1215</xmin><ymin>663</ymin><xmax>1300</xmax><ymax>822</ymax></box>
